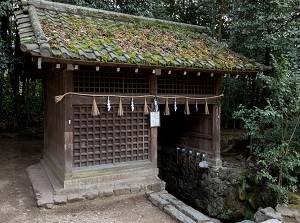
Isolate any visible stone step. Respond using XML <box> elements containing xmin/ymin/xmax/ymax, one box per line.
<box><xmin>26</xmin><ymin>163</ymin><xmax>54</xmax><ymax>207</ymax></box>
<box><xmin>164</xmin><ymin>204</ymin><xmax>196</xmax><ymax>223</ymax></box>
<box><xmin>148</xmin><ymin>191</ymin><xmax>213</xmax><ymax>223</ymax></box>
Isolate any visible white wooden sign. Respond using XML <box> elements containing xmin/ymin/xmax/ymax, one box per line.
<box><xmin>150</xmin><ymin>111</ymin><xmax>160</xmax><ymax>128</ymax></box>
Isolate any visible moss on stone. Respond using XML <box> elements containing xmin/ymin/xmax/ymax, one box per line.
<box><xmin>288</xmin><ymin>192</ymin><xmax>300</xmax><ymax>208</ymax></box>
<box><xmin>239</xmin><ymin>186</ymin><xmax>247</xmax><ymax>201</ymax></box>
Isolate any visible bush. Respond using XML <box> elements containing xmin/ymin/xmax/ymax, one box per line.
<box><xmin>233</xmin><ymin>55</ymin><xmax>300</xmax><ymax>204</ymax></box>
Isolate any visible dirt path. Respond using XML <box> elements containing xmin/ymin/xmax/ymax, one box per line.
<box><xmin>0</xmin><ymin>137</ymin><xmax>176</xmax><ymax>223</ymax></box>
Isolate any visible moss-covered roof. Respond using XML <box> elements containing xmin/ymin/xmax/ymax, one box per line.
<box><xmin>15</xmin><ymin>0</ymin><xmax>259</xmax><ymax>72</ymax></box>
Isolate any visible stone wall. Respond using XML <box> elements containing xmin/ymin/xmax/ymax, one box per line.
<box><xmin>158</xmin><ymin>146</ymin><xmax>276</xmax><ymax>221</ymax></box>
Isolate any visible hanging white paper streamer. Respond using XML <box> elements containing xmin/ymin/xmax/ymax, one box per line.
<box><xmin>174</xmin><ymin>98</ymin><xmax>177</xmax><ymax>112</ymax></box>
<box><xmin>107</xmin><ymin>96</ymin><xmax>111</xmax><ymax>111</ymax></box>
<box><xmin>195</xmin><ymin>99</ymin><xmax>198</xmax><ymax>112</ymax></box>
<box><xmin>131</xmin><ymin>97</ymin><xmax>134</xmax><ymax>111</ymax></box>
<box><xmin>154</xmin><ymin>97</ymin><xmax>158</xmax><ymax>112</ymax></box>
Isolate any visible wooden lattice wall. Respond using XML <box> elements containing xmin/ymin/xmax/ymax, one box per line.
<box><xmin>73</xmin><ymin>105</ymin><xmax>150</xmax><ymax>167</ymax></box>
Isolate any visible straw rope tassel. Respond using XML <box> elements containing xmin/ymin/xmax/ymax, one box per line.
<box><xmin>143</xmin><ymin>97</ymin><xmax>149</xmax><ymax>115</ymax></box>
<box><xmin>164</xmin><ymin>98</ymin><xmax>170</xmax><ymax>116</ymax></box>
<box><xmin>91</xmin><ymin>97</ymin><xmax>100</xmax><ymax>116</ymax></box>
<box><xmin>55</xmin><ymin>95</ymin><xmax>64</xmax><ymax>103</ymax></box>
<box><xmin>205</xmin><ymin>99</ymin><xmax>209</xmax><ymax>115</ymax></box>
<box><xmin>117</xmin><ymin>97</ymin><xmax>124</xmax><ymax>116</ymax></box>
<box><xmin>184</xmin><ymin>98</ymin><xmax>190</xmax><ymax>115</ymax></box>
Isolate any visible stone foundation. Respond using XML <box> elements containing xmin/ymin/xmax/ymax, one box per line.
<box><xmin>159</xmin><ymin>146</ymin><xmax>276</xmax><ymax>221</ymax></box>
<box><xmin>27</xmin><ymin>162</ymin><xmax>165</xmax><ymax>207</ymax></box>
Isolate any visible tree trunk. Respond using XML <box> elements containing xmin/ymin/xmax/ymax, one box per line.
<box><xmin>264</xmin><ymin>47</ymin><xmax>271</xmax><ymax>66</ymax></box>
<box><xmin>211</xmin><ymin>1</ymin><xmax>216</xmax><ymax>38</ymax></box>
<box><xmin>217</xmin><ymin>0</ymin><xmax>225</xmax><ymax>42</ymax></box>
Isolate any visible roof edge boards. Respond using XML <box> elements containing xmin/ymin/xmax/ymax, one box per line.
<box><xmin>25</xmin><ymin>0</ymin><xmax>210</xmax><ymax>34</ymax></box>
<box><xmin>33</xmin><ymin>56</ymin><xmax>258</xmax><ymax>77</ymax></box>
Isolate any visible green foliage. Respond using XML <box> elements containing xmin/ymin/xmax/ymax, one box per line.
<box><xmin>51</xmin><ymin>0</ymin><xmax>153</xmax><ymax>16</ymax></box>
<box><xmin>222</xmin><ymin>0</ymin><xmax>300</xmax><ymax>128</ymax></box>
<box><xmin>0</xmin><ymin>0</ymin><xmax>14</xmax><ymax>71</ymax></box>
<box><xmin>0</xmin><ymin>1</ymin><xmax>12</xmax><ymax>17</ymax></box>
<box><xmin>0</xmin><ymin>76</ymin><xmax>44</xmax><ymax>130</ymax></box>
<box><xmin>221</xmin><ymin>77</ymin><xmax>253</xmax><ymax>128</ymax></box>
<box><xmin>20</xmin><ymin>80</ymin><xmax>44</xmax><ymax>127</ymax></box>
<box><xmin>233</xmin><ymin>55</ymin><xmax>300</xmax><ymax>204</ymax></box>
<box><xmin>0</xmin><ymin>0</ymin><xmax>43</xmax><ymax>130</ymax></box>
<box><xmin>0</xmin><ymin>74</ymin><xmax>14</xmax><ymax>123</ymax></box>
<box><xmin>0</xmin><ymin>40</ymin><xmax>11</xmax><ymax>72</ymax></box>
<box><xmin>227</xmin><ymin>0</ymin><xmax>300</xmax><ymax>65</ymax></box>
<box><xmin>152</xmin><ymin>0</ymin><xmax>223</xmax><ymax>38</ymax></box>
<box><xmin>51</xmin><ymin>0</ymin><xmax>115</xmax><ymax>11</ymax></box>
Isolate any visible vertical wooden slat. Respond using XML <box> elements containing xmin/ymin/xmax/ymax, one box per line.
<box><xmin>126</xmin><ymin>109</ymin><xmax>129</xmax><ymax>162</ymax></box>
<box><xmin>93</xmin><ymin>107</ymin><xmax>96</xmax><ymax>166</ymax></box>
<box><xmin>112</xmin><ymin>107</ymin><xmax>116</xmax><ymax>164</ymax></box>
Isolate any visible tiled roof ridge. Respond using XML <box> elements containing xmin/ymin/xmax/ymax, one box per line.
<box><xmin>24</xmin><ymin>5</ymin><xmax>52</xmax><ymax>57</ymax></box>
<box><xmin>23</xmin><ymin>0</ymin><xmax>210</xmax><ymax>34</ymax></box>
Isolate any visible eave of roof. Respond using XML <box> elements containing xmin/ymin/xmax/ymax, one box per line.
<box><xmin>15</xmin><ymin>0</ymin><xmax>266</xmax><ymax>73</ymax></box>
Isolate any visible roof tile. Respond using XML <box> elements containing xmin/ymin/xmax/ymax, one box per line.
<box><xmin>16</xmin><ymin>0</ymin><xmax>260</xmax><ymax>72</ymax></box>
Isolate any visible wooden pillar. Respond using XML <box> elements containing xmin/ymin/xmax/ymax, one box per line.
<box><xmin>150</xmin><ymin>73</ymin><xmax>157</xmax><ymax>165</ymax></box>
<box><xmin>212</xmin><ymin>104</ymin><xmax>222</xmax><ymax>166</ymax></box>
<box><xmin>63</xmin><ymin>69</ymin><xmax>74</xmax><ymax>173</ymax></box>
<box><xmin>212</xmin><ymin>75</ymin><xmax>222</xmax><ymax>166</ymax></box>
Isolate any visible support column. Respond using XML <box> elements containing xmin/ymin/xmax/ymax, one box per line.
<box><xmin>150</xmin><ymin>73</ymin><xmax>157</xmax><ymax>165</ymax></box>
<box><xmin>211</xmin><ymin>104</ymin><xmax>222</xmax><ymax>166</ymax></box>
<box><xmin>211</xmin><ymin>74</ymin><xmax>222</xmax><ymax>166</ymax></box>
<box><xmin>63</xmin><ymin>69</ymin><xmax>74</xmax><ymax>173</ymax></box>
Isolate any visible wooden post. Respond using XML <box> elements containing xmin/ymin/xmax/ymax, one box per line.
<box><xmin>212</xmin><ymin>75</ymin><xmax>222</xmax><ymax>166</ymax></box>
<box><xmin>63</xmin><ymin>69</ymin><xmax>74</xmax><ymax>173</ymax></box>
<box><xmin>212</xmin><ymin>104</ymin><xmax>222</xmax><ymax>166</ymax></box>
<box><xmin>150</xmin><ymin>73</ymin><xmax>158</xmax><ymax>165</ymax></box>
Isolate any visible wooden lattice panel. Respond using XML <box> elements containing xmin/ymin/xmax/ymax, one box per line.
<box><xmin>157</xmin><ymin>71</ymin><xmax>215</xmax><ymax>95</ymax></box>
<box><xmin>74</xmin><ymin>67</ymin><xmax>150</xmax><ymax>94</ymax></box>
<box><xmin>73</xmin><ymin>104</ymin><xmax>150</xmax><ymax>168</ymax></box>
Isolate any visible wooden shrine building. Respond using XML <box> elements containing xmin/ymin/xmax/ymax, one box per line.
<box><xmin>15</xmin><ymin>0</ymin><xmax>260</xmax><ymax>188</ymax></box>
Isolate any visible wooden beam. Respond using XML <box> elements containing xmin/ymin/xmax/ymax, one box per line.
<box><xmin>32</xmin><ymin>56</ymin><xmax>259</xmax><ymax>77</ymax></box>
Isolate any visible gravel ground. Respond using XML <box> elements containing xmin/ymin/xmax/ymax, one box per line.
<box><xmin>0</xmin><ymin>137</ymin><xmax>176</xmax><ymax>223</ymax></box>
